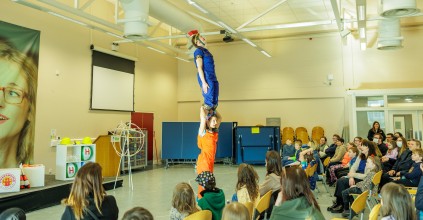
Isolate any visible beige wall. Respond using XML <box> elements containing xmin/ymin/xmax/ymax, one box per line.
<box><xmin>1</xmin><ymin>1</ymin><xmax>178</xmax><ymax>172</ymax></box>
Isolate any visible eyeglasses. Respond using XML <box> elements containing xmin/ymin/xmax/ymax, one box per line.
<box><xmin>0</xmin><ymin>87</ymin><xmax>26</xmax><ymax>104</ymax></box>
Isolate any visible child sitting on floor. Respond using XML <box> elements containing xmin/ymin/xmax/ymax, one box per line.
<box><xmin>196</xmin><ymin>171</ymin><xmax>225</xmax><ymax>220</ymax></box>
<box><xmin>234</xmin><ymin>163</ymin><xmax>260</xmax><ymax>207</ymax></box>
<box><xmin>169</xmin><ymin>182</ymin><xmax>200</xmax><ymax>220</ymax></box>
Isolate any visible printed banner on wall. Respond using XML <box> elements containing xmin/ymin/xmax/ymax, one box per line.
<box><xmin>0</xmin><ymin>21</ymin><xmax>40</xmax><ymax>168</ymax></box>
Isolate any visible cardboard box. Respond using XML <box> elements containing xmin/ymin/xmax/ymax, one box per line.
<box><xmin>0</xmin><ymin>168</ymin><xmax>21</xmax><ymax>193</ymax></box>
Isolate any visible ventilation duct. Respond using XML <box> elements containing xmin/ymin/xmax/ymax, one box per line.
<box><xmin>378</xmin><ymin>0</ymin><xmax>420</xmax><ymax>17</ymax></box>
<box><xmin>120</xmin><ymin>0</ymin><xmax>149</xmax><ymax>39</ymax></box>
<box><xmin>377</xmin><ymin>18</ymin><xmax>403</xmax><ymax>50</ymax></box>
<box><xmin>120</xmin><ymin>0</ymin><xmax>202</xmax><ymax>40</ymax></box>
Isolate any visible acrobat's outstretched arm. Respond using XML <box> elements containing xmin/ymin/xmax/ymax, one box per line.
<box><xmin>198</xmin><ymin>106</ymin><xmax>208</xmax><ymax>134</ymax></box>
<box><xmin>215</xmin><ymin>110</ymin><xmax>222</xmax><ymax>129</ymax></box>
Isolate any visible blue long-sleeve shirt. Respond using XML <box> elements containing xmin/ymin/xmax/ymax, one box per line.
<box><xmin>283</xmin><ymin>144</ymin><xmax>295</xmax><ymax>157</ymax></box>
<box><xmin>402</xmin><ymin>162</ymin><xmax>423</xmax><ymax>184</ymax></box>
<box><xmin>415</xmin><ymin>176</ymin><xmax>423</xmax><ymax>211</ymax></box>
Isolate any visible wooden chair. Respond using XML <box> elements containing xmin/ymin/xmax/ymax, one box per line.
<box><xmin>305</xmin><ymin>163</ymin><xmax>319</xmax><ymax>198</ymax></box>
<box><xmin>281</xmin><ymin>127</ymin><xmax>294</xmax><ymax>146</ymax></box>
<box><xmin>253</xmin><ymin>190</ymin><xmax>272</xmax><ymax>220</ymax></box>
<box><xmin>295</xmin><ymin>127</ymin><xmax>309</xmax><ymax>144</ymax></box>
<box><xmin>316</xmin><ymin>157</ymin><xmax>330</xmax><ymax>194</ymax></box>
<box><xmin>332</xmin><ymin>190</ymin><xmax>369</xmax><ymax>220</ymax></box>
<box><xmin>184</xmin><ymin>210</ymin><xmax>212</xmax><ymax>220</ymax></box>
<box><xmin>311</xmin><ymin>126</ymin><xmax>324</xmax><ymax>142</ymax></box>
<box><xmin>366</xmin><ymin>170</ymin><xmax>383</xmax><ymax>209</ymax></box>
<box><xmin>369</xmin><ymin>203</ymin><xmax>381</xmax><ymax>220</ymax></box>
<box><xmin>243</xmin><ymin>202</ymin><xmax>254</xmax><ymax>220</ymax></box>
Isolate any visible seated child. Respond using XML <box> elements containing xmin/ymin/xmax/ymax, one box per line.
<box><xmin>196</xmin><ymin>171</ymin><xmax>225</xmax><ymax>220</ymax></box>
<box><xmin>169</xmin><ymin>182</ymin><xmax>200</xmax><ymax>220</ymax></box>
<box><xmin>282</xmin><ymin>139</ymin><xmax>295</xmax><ymax>159</ymax></box>
<box><xmin>222</xmin><ymin>202</ymin><xmax>250</xmax><ymax>220</ymax></box>
<box><xmin>380</xmin><ymin>182</ymin><xmax>416</xmax><ymax>220</ymax></box>
<box><xmin>393</xmin><ymin>148</ymin><xmax>423</xmax><ymax>187</ymax></box>
<box><xmin>234</xmin><ymin>163</ymin><xmax>260</xmax><ymax>207</ymax></box>
<box><xmin>122</xmin><ymin>207</ymin><xmax>154</xmax><ymax>220</ymax></box>
<box><xmin>282</xmin><ymin>140</ymin><xmax>302</xmax><ymax>166</ymax></box>
<box><xmin>328</xmin><ymin>145</ymin><xmax>358</xmax><ymax>185</ymax></box>
<box><xmin>381</xmin><ymin>141</ymin><xmax>399</xmax><ymax>172</ymax></box>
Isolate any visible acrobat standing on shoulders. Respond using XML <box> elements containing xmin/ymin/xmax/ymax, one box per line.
<box><xmin>196</xmin><ymin>106</ymin><xmax>222</xmax><ymax>198</ymax></box>
<box><xmin>188</xmin><ymin>30</ymin><xmax>219</xmax><ymax>113</ymax></box>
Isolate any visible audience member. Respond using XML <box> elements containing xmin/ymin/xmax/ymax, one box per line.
<box><xmin>380</xmin><ymin>182</ymin><xmax>416</xmax><ymax>220</ymax></box>
<box><xmin>392</xmin><ymin>148</ymin><xmax>423</xmax><ymax>187</ymax></box>
<box><xmin>222</xmin><ymin>202</ymin><xmax>250</xmax><ymax>220</ymax></box>
<box><xmin>414</xmin><ymin>164</ymin><xmax>423</xmax><ymax>219</ymax></box>
<box><xmin>386</xmin><ymin>133</ymin><xmax>394</xmax><ymax>143</ymax></box>
<box><xmin>325</xmin><ymin>134</ymin><xmax>340</xmax><ymax>159</ymax></box>
<box><xmin>381</xmin><ymin>141</ymin><xmax>399</xmax><ymax>172</ymax></box>
<box><xmin>269</xmin><ymin>166</ymin><xmax>324</xmax><ymax>220</ymax></box>
<box><xmin>367</xmin><ymin>121</ymin><xmax>386</xmax><ymax>142</ymax></box>
<box><xmin>393</xmin><ymin>132</ymin><xmax>403</xmax><ymax>138</ymax></box>
<box><xmin>169</xmin><ymin>182</ymin><xmax>199</xmax><ymax>220</ymax></box>
<box><xmin>380</xmin><ymin>136</ymin><xmax>414</xmax><ymax>189</ymax></box>
<box><xmin>338</xmin><ymin>156</ymin><xmax>382</xmax><ymax>217</ymax></box>
<box><xmin>235</xmin><ymin>164</ymin><xmax>260</xmax><ymax>206</ymax></box>
<box><xmin>122</xmin><ymin>207</ymin><xmax>153</xmax><ymax>220</ymax></box>
<box><xmin>328</xmin><ymin>145</ymin><xmax>358</xmax><ymax>185</ymax></box>
<box><xmin>328</xmin><ymin>140</ymin><xmax>376</xmax><ymax>212</ymax></box>
<box><xmin>282</xmin><ymin>139</ymin><xmax>295</xmax><ymax>158</ymax></box>
<box><xmin>259</xmin><ymin>151</ymin><xmax>282</xmax><ymax>196</ymax></box>
<box><xmin>61</xmin><ymin>162</ymin><xmax>119</xmax><ymax>220</ymax></box>
<box><xmin>353</xmin><ymin>137</ymin><xmax>363</xmax><ymax>150</ymax></box>
<box><xmin>318</xmin><ymin>136</ymin><xmax>329</xmax><ymax>159</ymax></box>
<box><xmin>374</xmin><ymin>133</ymin><xmax>388</xmax><ymax>156</ymax></box>
<box><xmin>196</xmin><ymin>171</ymin><xmax>225</xmax><ymax>220</ymax></box>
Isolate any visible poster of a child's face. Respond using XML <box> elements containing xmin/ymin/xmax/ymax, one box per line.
<box><xmin>0</xmin><ymin>21</ymin><xmax>39</xmax><ymax>168</ymax></box>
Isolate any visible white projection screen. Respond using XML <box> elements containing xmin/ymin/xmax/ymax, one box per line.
<box><xmin>91</xmin><ymin>50</ymin><xmax>135</xmax><ymax>111</ymax></box>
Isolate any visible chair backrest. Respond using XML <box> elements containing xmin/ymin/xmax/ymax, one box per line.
<box><xmin>323</xmin><ymin>157</ymin><xmax>331</xmax><ymax>167</ymax></box>
<box><xmin>372</xmin><ymin>170</ymin><xmax>383</xmax><ymax>186</ymax></box>
<box><xmin>368</xmin><ymin>203</ymin><xmax>381</xmax><ymax>220</ymax></box>
<box><xmin>311</xmin><ymin>126</ymin><xmax>324</xmax><ymax>142</ymax></box>
<box><xmin>305</xmin><ymin>163</ymin><xmax>317</xmax><ymax>178</ymax></box>
<box><xmin>350</xmin><ymin>190</ymin><xmax>369</xmax><ymax>215</ymax></box>
<box><xmin>255</xmin><ymin>190</ymin><xmax>272</xmax><ymax>214</ymax></box>
<box><xmin>243</xmin><ymin>202</ymin><xmax>254</xmax><ymax>220</ymax></box>
<box><xmin>295</xmin><ymin>127</ymin><xmax>309</xmax><ymax>143</ymax></box>
<box><xmin>282</xmin><ymin>127</ymin><xmax>294</xmax><ymax>145</ymax></box>
<box><xmin>184</xmin><ymin>210</ymin><xmax>212</xmax><ymax>220</ymax></box>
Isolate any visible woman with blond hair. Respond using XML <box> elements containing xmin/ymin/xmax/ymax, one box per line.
<box><xmin>169</xmin><ymin>182</ymin><xmax>200</xmax><ymax>220</ymax></box>
<box><xmin>0</xmin><ymin>39</ymin><xmax>37</xmax><ymax>168</ymax></box>
<box><xmin>380</xmin><ymin>182</ymin><xmax>416</xmax><ymax>220</ymax></box>
<box><xmin>61</xmin><ymin>162</ymin><xmax>119</xmax><ymax>220</ymax></box>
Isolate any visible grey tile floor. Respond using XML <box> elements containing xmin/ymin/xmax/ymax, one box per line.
<box><xmin>26</xmin><ymin>164</ymin><xmax>369</xmax><ymax>220</ymax></box>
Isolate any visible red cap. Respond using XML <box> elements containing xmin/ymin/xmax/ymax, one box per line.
<box><xmin>187</xmin><ymin>30</ymin><xmax>199</xmax><ymax>37</ymax></box>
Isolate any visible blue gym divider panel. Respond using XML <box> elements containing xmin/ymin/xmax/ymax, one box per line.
<box><xmin>235</xmin><ymin>126</ymin><xmax>280</xmax><ymax>164</ymax></box>
<box><xmin>162</xmin><ymin>122</ymin><xmax>235</xmax><ymax>160</ymax></box>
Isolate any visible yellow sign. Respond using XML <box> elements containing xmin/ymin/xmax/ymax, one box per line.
<box><xmin>251</xmin><ymin>127</ymin><xmax>260</xmax><ymax>134</ymax></box>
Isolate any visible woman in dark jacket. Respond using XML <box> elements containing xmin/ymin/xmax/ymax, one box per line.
<box><xmin>61</xmin><ymin>162</ymin><xmax>119</xmax><ymax>220</ymax></box>
<box><xmin>367</xmin><ymin>121</ymin><xmax>386</xmax><ymax>142</ymax></box>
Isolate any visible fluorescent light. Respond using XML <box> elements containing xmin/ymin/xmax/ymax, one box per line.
<box><xmin>405</xmin><ymin>98</ymin><xmax>413</xmax><ymax>102</ymax></box>
<box><xmin>48</xmin><ymin>11</ymin><xmax>87</xmax><ymax>26</ymax></box>
<box><xmin>260</xmin><ymin>50</ymin><xmax>272</xmax><ymax>58</ymax></box>
<box><xmin>147</xmin><ymin>47</ymin><xmax>166</xmax><ymax>54</ymax></box>
<box><xmin>242</xmin><ymin>38</ymin><xmax>257</xmax><ymax>47</ymax></box>
<box><xmin>106</xmin><ymin>32</ymin><xmax>125</xmax><ymax>39</ymax></box>
<box><xmin>175</xmin><ymin>57</ymin><xmax>189</xmax><ymax>62</ymax></box>
<box><xmin>359</xmin><ymin>27</ymin><xmax>366</xmax><ymax>39</ymax></box>
<box><xmin>360</xmin><ymin>42</ymin><xmax>367</xmax><ymax>51</ymax></box>
<box><xmin>217</xmin><ymin>21</ymin><xmax>237</xmax><ymax>34</ymax></box>
<box><xmin>189</xmin><ymin>1</ymin><xmax>208</xmax><ymax>14</ymax></box>
<box><xmin>358</xmin><ymin>6</ymin><xmax>366</xmax><ymax>21</ymax></box>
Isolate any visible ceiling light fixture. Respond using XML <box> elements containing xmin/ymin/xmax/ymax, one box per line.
<box><xmin>261</xmin><ymin>50</ymin><xmax>272</xmax><ymax>58</ymax></box>
<box><xmin>47</xmin><ymin>11</ymin><xmax>87</xmax><ymax>26</ymax></box>
<box><xmin>242</xmin><ymin>38</ymin><xmax>257</xmax><ymax>47</ymax></box>
<box><xmin>147</xmin><ymin>46</ymin><xmax>166</xmax><ymax>54</ymax></box>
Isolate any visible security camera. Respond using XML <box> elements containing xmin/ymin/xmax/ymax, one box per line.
<box><xmin>223</xmin><ymin>32</ymin><xmax>234</xmax><ymax>43</ymax></box>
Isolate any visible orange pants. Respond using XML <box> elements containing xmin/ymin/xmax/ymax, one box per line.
<box><xmin>196</xmin><ymin>132</ymin><xmax>218</xmax><ymax>197</ymax></box>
